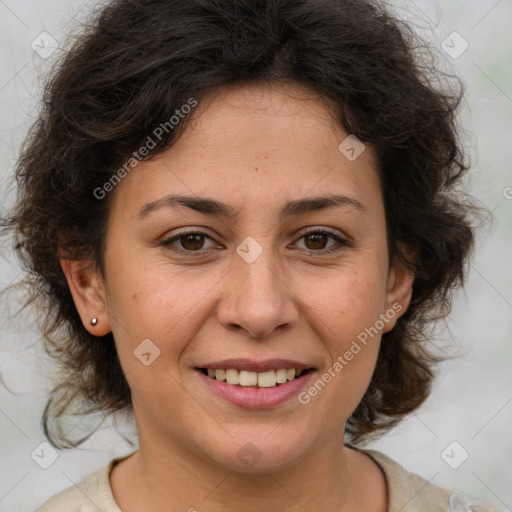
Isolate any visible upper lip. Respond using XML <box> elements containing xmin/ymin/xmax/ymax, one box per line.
<box><xmin>197</xmin><ymin>359</ymin><xmax>313</xmax><ymax>372</ymax></box>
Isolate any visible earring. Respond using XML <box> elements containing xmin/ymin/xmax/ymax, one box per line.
<box><xmin>90</xmin><ymin>318</ymin><xmax>98</xmax><ymax>326</ymax></box>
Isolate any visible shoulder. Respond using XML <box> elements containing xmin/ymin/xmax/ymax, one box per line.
<box><xmin>356</xmin><ymin>447</ymin><xmax>504</xmax><ymax>512</ymax></box>
<box><xmin>34</xmin><ymin>460</ymin><xmax>122</xmax><ymax>512</ymax></box>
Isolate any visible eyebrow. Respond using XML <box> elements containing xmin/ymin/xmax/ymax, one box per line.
<box><xmin>137</xmin><ymin>193</ymin><xmax>368</xmax><ymax>220</ymax></box>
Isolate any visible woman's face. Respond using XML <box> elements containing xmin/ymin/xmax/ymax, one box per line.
<box><xmin>68</xmin><ymin>81</ymin><xmax>414</xmax><ymax>471</ymax></box>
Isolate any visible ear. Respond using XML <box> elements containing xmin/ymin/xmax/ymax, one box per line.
<box><xmin>59</xmin><ymin>256</ymin><xmax>111</xmax><ymax>336</ymax></box>
<box><xmin>382</xmin><ymin>243</ymin><xmax>416</xmax><ymax>334</ymax></box>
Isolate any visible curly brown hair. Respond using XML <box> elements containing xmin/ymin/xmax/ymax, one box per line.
<box><xmin>2</xmin><ymin>0</ymin><xmax>482</xmax><ymax>449</ymax></box>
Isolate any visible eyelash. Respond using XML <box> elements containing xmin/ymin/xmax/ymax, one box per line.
<box><xmin>160</xmin><ymin>227</ymin><xmax>350</xmax><ymax>256</ymax></box>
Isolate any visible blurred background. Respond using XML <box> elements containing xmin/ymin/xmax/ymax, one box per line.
<box><xmin>0</xmin><ymin>0</ymin><xmax>511</xmax><ymax>510</ymax></box>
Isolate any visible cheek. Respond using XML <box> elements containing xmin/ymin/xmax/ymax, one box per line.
<box><xmin>302</xmin><ymin>267</ymin><xmax>387</xmax><ymax>344</ymax></box>
<box><xmin>296</xmin><ymin>270</ymin><xmax>386</xmax><ymax>410</ymax></box>
<box><xmin>105</xmin><ymin>262</ymin><xmax>220</xmax><ymax>363</ymax></box>
<box><xmin>104</xmin><ymin>270</ymin><xmax>202</xmax><ymax>408</ymax></box>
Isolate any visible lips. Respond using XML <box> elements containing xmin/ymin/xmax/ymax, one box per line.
<box><xmin>195</xmin><ymin>364</ymin><xmax>315</xmax><ymax>408</ymax></box>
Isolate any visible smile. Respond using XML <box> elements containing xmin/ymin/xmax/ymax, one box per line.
<box><xmin>199</xmin><ymin>367</ymin><xmax>311</xmax><ymax>388</ymax></box>
<box><xmin>195</xmin><ymin>367</ymin><xmax>315</xmax><ymax>408</ymax></box>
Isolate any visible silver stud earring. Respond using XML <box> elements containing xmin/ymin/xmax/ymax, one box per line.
<box><xmin>90</xmin><ymin>318</ymin><xmax>98</xmax><ymax>326</ymax></box>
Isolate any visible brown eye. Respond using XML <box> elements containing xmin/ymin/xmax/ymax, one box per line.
<box><xmin>161</xmin><ymin>231</ymin><xmax>218</xmax><ymax>253</ymax></box>
<box><xmin>179</xmin><ymin>233</ymin><xmax>206</xmax><ymax>251</ymax></box>
<box><xmin>293</xmin><ymin>228</ymin><xmax>347</xmax><ymax>254</ymax></box>
<box><xmin>303</xmin><ymin>232</ymin><xmax>329</xmax><ymax>250</ymax></box>
<box><xmin>161</xmin><ymin>228</ymin><xmax>348</xmax><ymax>256</ymax></box>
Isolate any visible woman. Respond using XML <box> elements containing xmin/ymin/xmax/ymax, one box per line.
<box><xmin>2</xmin><ymin>0</ymin><xmax>502</xmax><ymax>510</ymax></box>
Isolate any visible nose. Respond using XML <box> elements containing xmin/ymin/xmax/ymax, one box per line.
<box><xmin>216</xmin><ymin>250</ymin><xmax>299</xmax><ymax>339</ymax></box>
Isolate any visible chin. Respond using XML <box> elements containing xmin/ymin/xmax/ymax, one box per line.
<box><xmin>199</xmin><ymin>432</ymin><xmax>311</xmax><ymax>474</ymax></box>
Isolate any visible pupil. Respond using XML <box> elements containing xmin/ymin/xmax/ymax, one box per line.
<box><xmin>306</xmin><ymin>233</ymin><xmax>326</xmax><ymax>250</ymax></box>
<box><xmin>182</xmin><ymin>234</ymin><xmax>204</xmax><ymax>250</ymax></box>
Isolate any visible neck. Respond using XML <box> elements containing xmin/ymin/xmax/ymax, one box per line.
<box><xmin>111</xmin><ymin>425</ymin><xmax>387</xmax><ymax>512</ymax></box>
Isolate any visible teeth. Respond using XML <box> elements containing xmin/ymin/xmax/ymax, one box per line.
<box><xmin>239</xmin><ymin>370</ymin><xmax>258</xmax><ymax>386</ymax></box>
<box><xmin>225</xmin><ymin>369</ymin><xmax>239</xmax><ymax>385</ymax></box>
<box><xmin>204</xmin><ymin>368</ymin><xmax>305</xmax><ymax>387</ymax></box>
<box><xmin>275</xmin><ymin>369</ymin><xmax>287</xmax><ymax>383</ymax></box>
<box><xmin>258</xmin><ymin>370</ymin><xmax>276</xmax><ymax>388</ymax></box>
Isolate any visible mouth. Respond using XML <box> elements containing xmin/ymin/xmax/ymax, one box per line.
<box><xmin>196</xmin><ymin>367</ymin><xmax>315</xmax><ymax>389</ymax></box>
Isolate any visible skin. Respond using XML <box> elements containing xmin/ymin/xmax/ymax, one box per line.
<box><xmin>61</xmin><ymin>81</ymin><xmax>415</xmax><ymax>511</ymax></box>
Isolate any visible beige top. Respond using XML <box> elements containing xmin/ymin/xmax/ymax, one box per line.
<box><xmin>35</xmin><ymin>448</ymin><xmax>503</xmax><ymax>511</ymax></box>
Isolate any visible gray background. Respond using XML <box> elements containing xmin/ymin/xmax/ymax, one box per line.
<box><xmin>0</xmin><ymin>1</ymin><xmax>511</xmax><ymax>510</ymax></box>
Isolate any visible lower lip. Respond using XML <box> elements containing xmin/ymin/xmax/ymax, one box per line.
<box><xmin>196</xmin><ymin>369</ymin><xmax>315</xmax><ymax>408</ymax></box>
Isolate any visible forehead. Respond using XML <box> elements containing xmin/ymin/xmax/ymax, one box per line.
<box><xmin>109</xmin><ymin>81</ymin><xmax>383</xmax><ymax>219</ymax></box>
<box><xmin>177</xmin><ymin>81</ymin><xmax>346</xmax><ymax>157</ymax></box>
